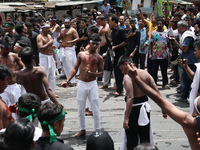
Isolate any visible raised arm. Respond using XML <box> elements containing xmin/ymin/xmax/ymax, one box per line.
<box><xmin>128</xmin><ymin>63</ymin><xmax>193</xmax><ymax>126</ymax></box>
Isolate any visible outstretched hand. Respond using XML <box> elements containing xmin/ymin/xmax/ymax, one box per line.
<box><xmin>61</xmin><ymin>82</ymin><xmax>68</xmax><ymax>88</ymax></box>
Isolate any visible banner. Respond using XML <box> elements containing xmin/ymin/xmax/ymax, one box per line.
<box><xmin>157</xmin><ymin>0</ymin><xmax>163</xmax><ymax>16</ymax></box>
<box><xmin>167</xmin><ymin>0</ymin><xmax>170</xmax><ymax>18</ymax></box>
<box><xmin>125</xmin><ymin>0</ymin><xmax>131</xmax><ymax>9</ymax></box>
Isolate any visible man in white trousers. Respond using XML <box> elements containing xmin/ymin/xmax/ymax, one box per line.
<box><xmin>61</xmin><ymin>34</ymin><xmax>104</xmax><ymax>137</ymax></box>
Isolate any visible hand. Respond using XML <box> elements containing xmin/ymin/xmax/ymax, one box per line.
<box><xmin>9</xmin><ymin>103</ymin><xmax>17</xmax><ymax>113</ymax></box>
<box><xmin>162</xmin><ymin>110</ymin><xmax>167</xmax><ymax>119</ymax></box>
<box><xmin>196</xmin><ymin>132</ymin><xmax>200</xmax><ymax>145</ymax></box>
<box><xmin>127</xmin><ymin>63</ymin><xmax>138</xmax><ymax>78</ymax></box>
<box><xmin>141</xmin><ymin>44</ymin><xmax>146</xmax><ymax>51</ymax></box>
<box><xmin>38</xmin><ymin>13</ymin><xmax>42</xmax><ymax>17</ymax></box>
<box><xmin>112</xmin><ymin>46</ymin><xmax>117</xmax><ymax>51</ymax></box>
<box><xmin>61</xmin><ymin>81</ymin><xmax>69</xmax><ymax>88</ymax></box>
<box><xmin>66</xmin><ymin>41</ymin><xmax>72</xmax><ymax>44</ymax></box>
<box><xmin>80</xmin><ymin>47</ymin><xmax>85</xmax><ymax>51</ymax></box>
<box><xmin>178</xmin><ymin>59</ymin><xmax>187</xmax><ymax>68</ymax></box>
<box><xmin>129</xmin><ymin>52</ymin><xmax>134</xmax><ymax>58</ymax></box>
<box><xmin>137</xmin><ymin>4</ymin><xmax>141</xmax><ymax>10</ymax></box>
<box><xmin>169</xmin><ymin>52</ymin><xmax>172</xmax><ymax>58</ymax></box>
<box><xmin>123</xmin><ymin>119</ymin><xmax>129</xmax><ymax>129</ymax></box>
<box><xmin>149</xmin><ymin>54</ymin><xmax>152</xmax><ymax>60</ymax></box>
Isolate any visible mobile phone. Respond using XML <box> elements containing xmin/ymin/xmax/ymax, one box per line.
<box><xmin>196</xmin><ymin>116</ymin><xmax>200</xmax><ymax>137</ymax></box>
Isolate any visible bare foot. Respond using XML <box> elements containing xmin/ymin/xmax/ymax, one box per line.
<box><xmin>85</xmin><ymin>111</ymin><xmax>93</xmax><ymax>116</ymax></box>
<box><xmin>75</xmin><ymin>130</ymin><xmax>86</xmax><ymax>137</ymax></box>
<box><xmin>111</xmin><ymin>86</ymin><xmax>117</xmax><ymax>90</ymax></box>
<box><xmin>113</xmin><ymin>92</ymin><xmax>120</xmax><ymax>96</ymax></box>
<box><xmin>99</xmin><ymin>85</ymin><xmax>108</xmax><ymax>89</ymax></box>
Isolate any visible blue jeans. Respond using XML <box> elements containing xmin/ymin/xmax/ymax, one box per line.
<box><xmin>152</xmin><ymin>58</ymin><xmax>168</xmax><ymax>86</ymax></box>
<box><xmin>182</xmin><ymin>64</ymin><xmax>196</xmax><ymax>99</ymax></box>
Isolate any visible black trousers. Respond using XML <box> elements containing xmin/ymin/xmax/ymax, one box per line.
<box><xmin>125</xmin><ymin>104</ymin><xmax>150</xmax><ymax>150</ymax></box>
<box><xmin>114</xmin><ymin>65</ymin><xmax>124</xmax><ymax>93</ymax></box>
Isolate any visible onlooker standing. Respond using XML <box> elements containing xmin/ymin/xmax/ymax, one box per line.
<box><xmin>174</xmin><ymin>20</ymin><xmax>198</xmax><ymax>102</ymax></box>
<box><xmin>100</xmin><ymin>0</ymin><xmax>111</xmax><ymax>15</ymax></box>
<box><xmin>138</xmin><ymin>18</ymin><xmax>149</xmax><ymax>69</ymax></box>
<box><xmin>118</xmin><ymin>16</ymin><xmax>126</xmax><ymax>29</ymax></box>
<box><xmin>149</xmin><ymin>17</ymin><xmax>170</xmax><ymax>89</ymax></box>
<box><xmin>126</xmin><ymin>18</ymin><xmax>140</xmax><ymax>68</ymax></box>
<box><xmin>109</xmin><ymin>15</ymin><xmax>127</xmax><ymax>96</ymax></box>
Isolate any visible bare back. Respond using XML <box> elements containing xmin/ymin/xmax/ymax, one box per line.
<box><xmin>132</xmin><ymin>69</ymin><xmax>157</xmax><ymax>98</ymax></box>
<box><xmin>16</xmin><ymin>66</ymin><xmax>48</xmax><ymax>100</ymax></box>
<box><xmin>78</xmin><ymin>51</ymin><xmax>102</xmax><ymax>82</ymax></box>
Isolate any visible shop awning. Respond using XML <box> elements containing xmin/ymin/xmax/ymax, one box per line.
<box><xmin>0</xmin><ymin>5</ymin><xmax>15</xmax><ymax>12</ymax></box>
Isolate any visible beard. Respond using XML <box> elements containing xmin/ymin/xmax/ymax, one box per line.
<box><xmin>65</xmin><ymin>25</ymin><xmax>70</xmax><ymax>29</ymax></box>
<box><xmin>158</xmin><ymin>26</ymin><xmax>162</xmax><ymax>30</ymax></box>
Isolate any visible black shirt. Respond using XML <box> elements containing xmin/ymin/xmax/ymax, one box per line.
<box><xmin>34</xmin><ymin>137</ymin><xmax>73</xmax><ymax>150</ymax></box>
<box><xmin>110</xmin><ymin>26</ymin><xmax>127</xmax><ymax>56</ymax></box>
<box><xmin>126</xmin><ymin>28</ymin><xmax>140</xmax><ymax>56</ymax></box>
<box><xmin>28</xmin><ymin>31</ymin><xmax>39</xmax><ymax>65</ymax></box>
<box><xmin>77</xmin><ymin>27</ymin><xmax>89</xmax><ymax>48</ymax></box>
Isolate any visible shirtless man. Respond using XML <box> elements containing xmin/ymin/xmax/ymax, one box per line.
<box><xmin>123</xmin><ymin>56</ymin><xmax>200</xmax><ymax>150</ymax></box>
<box><xmin>0</xmin><ymin>64</ymin><xmax>13</xmax><ymax>129</ymax></box>
<box><xmin>0</xmin><ymin>36</ymin><xmax>25</xmax><ymax>120</ymax></box>
<box><xmin>61</xmin><ymin>34</ymin><xmax>103</xmax><ymax>137</ymax></box>
<box><xmin>118</xmin><ymin>55</ymin><xmax>160</xmax><ymax>149</ymax></box>
<box><xmin>37</xmin><ymin>23</ymin><xmax>57</xmax><ymax>93</ymax></box>
<box><xmin>98</xmin><ymin>15</ymin><xmax>112</xmax><ymax>89</ymax></box>
<box><xmin>16</xmin><ymin>47</ymin><xmax>59</xmax><ymax>104</ymax></box>
<box><xmin>57</xmin><ymin>18</ymin><xmax>79</xmax><ymax>87</ymax></box>
<box><xmin>49</xmin><ymin>16</ymin><xmax>61</xmax><ymax>74</ymax></box>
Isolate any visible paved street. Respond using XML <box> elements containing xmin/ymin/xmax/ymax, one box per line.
<box><xmin>56</xmin><ymin>70</ymin><xmax>191</xmax><ymax>150</ymax></box>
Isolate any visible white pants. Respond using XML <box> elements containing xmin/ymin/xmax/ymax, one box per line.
<box><xmin>0</xmin><ymin>83</ymin><xmax>26</xmax><ymax>120</ymax></box>
<box><xmin>60</xmin><ymin>46</ymin><xmax>76</xmax><ymax>83</ymax></box>
<box><xmin>39</xmin><ymin>53</ymin><xmax>56</xmax><ymax>93</ymax></box>
<box><xmin>77</xmin><ymin>80</ymin><xmax>100</xmax><ymax>130</ymax></box>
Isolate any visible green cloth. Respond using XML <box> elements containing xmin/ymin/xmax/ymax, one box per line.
<box><xmin>158</xmin><ymin>0</ymin><xmax>163</xmax><ymax>16</ymax></box>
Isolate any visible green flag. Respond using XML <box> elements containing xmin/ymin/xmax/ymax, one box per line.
<box><xmin>167</xmin><ymin>0</ymin><xmax>170</xmax><ymax>18</ymax></box>
<box><xmin>158</xmin><ymin>0</ymin><xmax>163</xmax><ymax>16</ymax></box>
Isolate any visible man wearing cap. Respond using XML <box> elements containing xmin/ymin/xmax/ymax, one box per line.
<box><xmin>57</xmin><ymin>18</ymin><xmax>79</xmax><ymax>87</ymax></box>
<box><xmin>34</xmin><ymin>102</ymin><xmax>73</xmax><ymax>150</ymax></box>
<box><xmin>37</xmin><ymin>23</ymin><xmax>57</xmax><ymax>93</ymax></box>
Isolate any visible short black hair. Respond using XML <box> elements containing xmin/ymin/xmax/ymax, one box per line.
<box><xmin>185</xmin><ymin>15</ymin><xmax>192</xmax><ymax>20</ymax></box>
<box><xmin>81</xmin><ymin>18</ymin><xmax>87</xmax><ymax>23</ymax></box>
<box><xmin>25</xmin><ymin>22</ymin><xmax>33</xmax><ymax>28</ymax></box>
<box><xmin>5</xmin><ymin>21</ymin><xmax>15</xmax><ymax>28</ymax></box>
<box><xmin>0</xmin><ymin>36</ymin><xmax>13</xmax><ymax>48</ymax></box>
<box><xmin>110</xmin><ymin>15</ymin><xmax>119</xmax><ymax>24</ymax></box>
<box><xmin>29</xmin><ymin>17</ymin><xmax>36</xmax><ymax>23</ymax></box>
<box><xmin>98</xmin><ymin>15</ymin><xmax>106</xmax><ymax>20</ymax></box>
<box><xmin>117</xmin><ymin>55</ymin><xmax>133</xmax><ymax>67</ymax></box>
<box><xmin>18</xmin><ymin>47</ymin><xmax>34</xmax><ymax>65</ymax></box>
<box><xmin>174</xmin><ymin>11</ymin><xmax>182</xmax><ymax>17</ymax></box>
<box><xmin>4</xmin><ymin>118</ymin><xmax>35</xmax><ymax>150</ymax></box>
<box><xmin>156</xmin><ymin>16</ymin><xmax>164</xmax><ymax>24</ymax></box>
<box><xmin>18</xmin><ymin>93</ymin><xmax>41</xmax><ymax>120</ymax></box>
<box><xmin>194</xmin><ymin>40</ymin><xmax>200</xmax><ymax>50</ymax></box>
<box><xmin>17</xmin><ymin>40</ymin><xmax>28</xmax><ymax>48</ymax></box>
<box><xmin>37</xmin><ymin>102</ymin><xmax>63</xmax><ymax>132</ymax></box>
<box><xmin>90</xmin><ymin>33</ymin><xmax>101</xmax><ymax>42</ymax></box>
<box><xmin>0</xmin><ymin>64</ymin><xmax>12</xmax><ymax>80</ymax></box>
<box><xmin>88</xmin><ymin>12</ymin><xmax>93</xmax><ymax>16</ymax></box>
<box><xmin>187</xmin><ymin>7</ymin><xmax>194</xmax><ymax>13</ymax></box>
<box><xmin>88</xmin><ymin>25</ymin><xmax>99</xmax><ymax>34</ymax></box>
<box><xmin>180</xmin><ymin>7</ymin><xmax>186</xmax><ymax>13</ymax></box>
<box><xmin>15</xmin><ymin>22</ymin><xmax>24</xmax><ymax>34</ymax></box>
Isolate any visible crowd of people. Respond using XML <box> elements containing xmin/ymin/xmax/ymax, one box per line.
<box><xmin>0</xmin><ymin>0</ymin><xmax>200</xmax><ymax>149</ymax></box>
